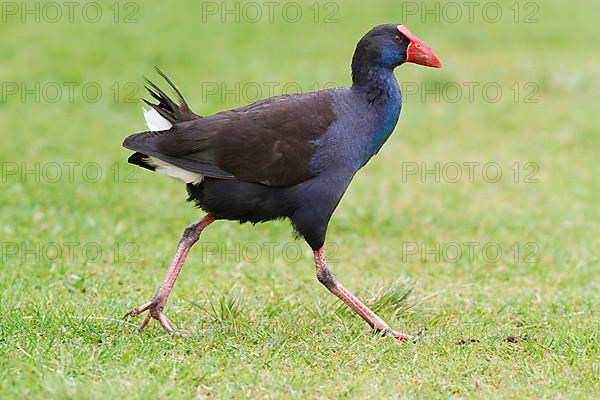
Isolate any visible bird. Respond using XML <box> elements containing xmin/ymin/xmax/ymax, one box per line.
<box><xmin>123</xmin><ymin>24</ymin><xmax>441</xmax><ymax>341</ymax></box>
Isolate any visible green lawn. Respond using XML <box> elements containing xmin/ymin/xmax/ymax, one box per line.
<box><xmin>1</xmin><ymin>0</ymin><xmax>598</xmax><ymax>398</ymax></box>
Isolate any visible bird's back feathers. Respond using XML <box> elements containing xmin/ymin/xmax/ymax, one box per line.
<box><xmin>124</xmin><ymin>74</ymin><xmax>338</xmax><ymax>187</ymax></box>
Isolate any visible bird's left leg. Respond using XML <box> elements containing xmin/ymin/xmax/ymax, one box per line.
<box><xmin>314</xmin><ymin>245</ymin><xmax>412</xmax><ymax>342</ymax></box>
<box><xmin>125</xmin><ymin>214</ymin><xmax>215</xmax><ymax>333</ymax></box>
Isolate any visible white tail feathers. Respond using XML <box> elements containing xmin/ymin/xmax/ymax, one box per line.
<box><xmin>143</xmin><ymin>108</ymin><xmax>173</xmax><ymax>131</ymax></box>
<box><xmin>145</xmin><ymin>156</ymin><xmax>204</xmax><ymax>184</ymax></box>
<box><xmin>142</xmin><ymin>108</ymin><xmax>203</xmax><ymax>184</ymax></box>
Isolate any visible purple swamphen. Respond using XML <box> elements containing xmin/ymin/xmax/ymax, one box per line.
<box><xmin>123</xmin><ymin>24</ymin><xmax>441</xmax><ymax>341</ymax></box>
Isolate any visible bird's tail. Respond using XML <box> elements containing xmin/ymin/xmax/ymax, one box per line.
<box><xmin>142</xmin><ymin>67</ymin><xmax>200</xmax><ymax>131</ymax></box>
<box><xmin>125</xmin><ymin>68</ymin><xmax>202</xmax><ymax>175</ymax></box>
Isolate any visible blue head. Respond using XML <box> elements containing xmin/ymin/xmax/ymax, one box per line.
<box><xmin>351</xmin><ymin>24</ymin><xmax>442</xmax><ymax>85</ymax></box>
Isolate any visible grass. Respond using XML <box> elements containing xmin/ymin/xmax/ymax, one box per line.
<box><xmin>0</xmin><ymin>0</ymin><xmax>598</xmax><ymax>398</ymax></box>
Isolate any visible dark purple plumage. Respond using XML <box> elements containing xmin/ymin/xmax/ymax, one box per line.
<box><xmin>123</xmin><ymin>24</ymin><xmax>442</xmax><ymax>340</ymax></box>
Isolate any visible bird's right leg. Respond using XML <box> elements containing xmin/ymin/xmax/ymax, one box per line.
<box><xmin>314</xmin><ymin>245</ymin><xmax>412</xmax><ymax>342</ymax></box>
<box><xmin>125</xmin><ymin>214</ymin><xmax>215</xmax><ymax>333</ymax></box>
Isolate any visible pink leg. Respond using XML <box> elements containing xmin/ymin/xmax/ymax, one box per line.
<box><xmin>125</xmin><ymin>214</ymin><xmax>215</xmax><ymax>333</ymax></box>
<box><xmin>314</xmin><ymin>246</ymin><xmax>411</xmax><ymax>342</ymax></box>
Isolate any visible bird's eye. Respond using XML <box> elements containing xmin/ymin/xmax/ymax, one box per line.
<box><xmin>393</xmin><ymin>35</ymin><xmax>402</xmax><ymax>43</ymax></box>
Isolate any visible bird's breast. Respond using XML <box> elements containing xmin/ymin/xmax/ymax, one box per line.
<box><xmin>364</xmin><ymin>91</ymin><xmax>402</xmax><ymax>163</ymax></box>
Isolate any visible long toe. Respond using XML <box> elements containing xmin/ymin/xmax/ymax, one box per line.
<box><xmin>125</xmin><ymin>300</ymin><xmax>178</xmax><ymax>334</ymax></box>
<box><xmin>382</xmin><ymin>328</ymin><xmax>413</xmax><ymax>342</ymax></box>
<box><xmin>125</xmin><ymin>301</ymin><xmax>152</xmax><ymax>318</ymax></box>
<box><xmin>154</xmin><ymin>311</ymin><xmax>176</xmax><ymax>333</ymax></box>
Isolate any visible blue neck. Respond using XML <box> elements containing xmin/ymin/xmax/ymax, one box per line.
<box><xmin>353</xmin><ymin>66</ymin><xmax>402</xmax><ymax>164</ymax></box>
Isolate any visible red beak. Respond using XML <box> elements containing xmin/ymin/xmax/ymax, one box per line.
<box><xmin>397</xmin><ymin>25</ymin><xmax>442</xmax><ymax>68</ymax></box>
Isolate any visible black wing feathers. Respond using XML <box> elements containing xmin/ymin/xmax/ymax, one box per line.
<box><xmin>124</xmin><ymin>71</ymin><xmax>337</xmax><ymax>187</ymax></box>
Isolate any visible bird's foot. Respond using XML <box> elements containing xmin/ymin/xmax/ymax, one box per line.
<box><xmin>381</xmin><ymin>328</ymin><xmax>413</xmax><ymax>342</ymax></box>
<box><xmin>125</xmin><ymin>299</ymin><xmax>180</xmax><ymax>334</ymax></box>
